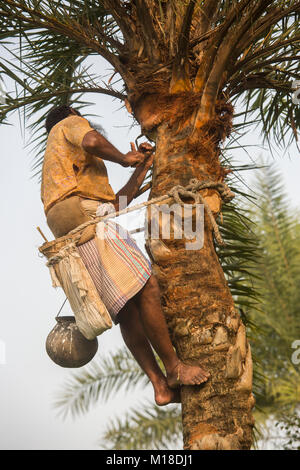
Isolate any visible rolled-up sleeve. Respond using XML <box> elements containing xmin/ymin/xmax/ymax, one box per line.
<box><xmin>62</xmin><ymin>116</ymin><xmax>93</xmax><ymax>147</ymax></box>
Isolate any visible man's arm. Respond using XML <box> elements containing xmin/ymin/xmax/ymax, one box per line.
<box><xmin>114</xmin><ymin>149</ymin><xmax>154</xmax><ymax>210</ymax></box>
<box><xmin>82</xmin><ymin>130</ymin><xmax>146</xmax><ymax>168</ymax></box>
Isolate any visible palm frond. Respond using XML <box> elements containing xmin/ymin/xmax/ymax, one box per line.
<box><xmin>217</xmin><ymin>133</ymin><xmax>262</xmax><ymax>325</ymax></box>
<box><xmin>1</xmin><ymin>0</ymin><xmax>300</xmax><ymax>166</ymax></box>
<box><xmin>246</xmin><ymin>162</ymin><xmax>300</xmax><ymax>417</ymax></box>
<box><xmin>228</xmin><ymin>5</ymin><xmax>300</xmax><ymax>147</ymax></box>
<box><xmin>54</xmin><ymin>347</ymin><xmax>149</xmax><ymax>419</ymax></box>
<box><xmin>102</xmin><ymin>400</ymin><xmax>182</xmax><ymax>450</ymax></box>
<box><xmin>0</xmin><ymin>0</ymin><xmax>126</xmax><ymax>169</ymax></box>
<box><xmin>276</xmin><ymin>410</ymin><xmax>300</xmax><ymax>450</ymax></box>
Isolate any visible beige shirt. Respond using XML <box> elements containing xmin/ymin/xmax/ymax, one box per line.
<box><xmin>41</xmin><ymin>115</ymin><xmax>115</xmax><ymax>214</ymax></box>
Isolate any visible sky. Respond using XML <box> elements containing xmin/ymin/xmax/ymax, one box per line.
<box><xmin>0</xmin><ymin>63</ymin><xmax>300</xmax><ymax>450</ymax></box>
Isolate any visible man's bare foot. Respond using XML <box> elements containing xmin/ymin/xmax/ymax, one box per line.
<box><xmin>153</xmin><ymin>378</ymin><xmax>181</xmax><ymax>406</ymax></box>
<box><xmin>166</xmin><ymin>361</ymin><xmax>210</xmax><ymax>389</ymax></box>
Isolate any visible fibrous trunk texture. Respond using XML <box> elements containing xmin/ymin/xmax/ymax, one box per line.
<box><xmin>138</xmin><ymin>94</ymin><xmax>255</xmax><ymax>450</ymax></box>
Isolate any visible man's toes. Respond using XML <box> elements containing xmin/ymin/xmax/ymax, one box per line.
<box><xmin>200</xmin><ymin>369</ymin><xmax>210</xmax><ymax>380</ymax></box>
<box><xmin>197</xmin><ymin>374</ymin><xmax>208</xmax><ymax>384</ymax></box>
<box><xmin>200</xmin><ymin>368</ymin><xmax>209</xmax><ymax>378</ymax></box>
<box><xmin>196</xmin><ymin>372</ymin><xmax>206</xmax><ymax>381</ymax></box>
<box><xmin>193</xmin><ymin>375</ymin><xmax>204</xmax><ymax>384</ymax></box>
<box><xmin>195</xmin><ymin>375</ymin><xmax>204</xmax><ymax>383</ymax></box>
<box><xmin>197</xmin><ymin>379</ymin><xmax>206</xmax><ymax>385</ymax></box>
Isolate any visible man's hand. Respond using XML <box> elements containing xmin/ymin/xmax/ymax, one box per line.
<box><xmin>122</xmin><ymin>142</ymin><xmax>147</xmax><ymax>168</ymax></box>
<box><xmin>138</xmin><ymin>142</ymin><xmax>154</xmax><ymax>154</ymax></box>
<box><xmin>137</xmin><ymin>141</ymin><xmax>155</xmax><ymax>170</ymax></box>
<box><xmin>115</xmin><ymin>142</ymin><xmax>154</xmax><ymax>208</ymax></box>
<box><xmin>141</xmin><ymin>151</ymin><xmax>154</xmax><ymax>170</ymax></box>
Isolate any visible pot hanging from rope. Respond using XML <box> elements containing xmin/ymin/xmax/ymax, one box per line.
<box><xmin>46</xmin><ymin>316</ymin><xmax>98</xmax><ymax>368</ymax></box>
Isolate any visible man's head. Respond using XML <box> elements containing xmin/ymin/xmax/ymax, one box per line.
<box><xmin>45</xmin><ymin>105</ymin><xmax>81</xmax><ymax>134</ymax></box>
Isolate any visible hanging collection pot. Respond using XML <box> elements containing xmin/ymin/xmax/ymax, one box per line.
<box><xmin>46</xmin><ymin>316</ymin><xmax>98</xmax><ymax>368</ymax></box>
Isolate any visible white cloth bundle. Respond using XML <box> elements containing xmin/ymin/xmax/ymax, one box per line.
<box><xmin>48</xmin><ymin>240</ymin><xmax>112</xmax><ymax>340</ymax></box>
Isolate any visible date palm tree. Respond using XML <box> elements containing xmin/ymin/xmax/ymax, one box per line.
<box><xmin>1</xmin><ymin>0</ymin><xmax>300</xmax><ymax>450</ymax></box>
<box><xmin>55</xmin><ymin>164</ymin><xmax>300</xmax><ymax>450</ymax></box>
<box><xmin>54</xmin><ymin>155</ymin><xmax>260</xmax><ymax>449</ymax></box>
<box><xmin>54</xmin><ymin>162</ymin><xmax>300</xmax><ymax>450</ymax></box>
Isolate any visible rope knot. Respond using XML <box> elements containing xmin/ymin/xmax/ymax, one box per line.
<box><xmin>168</xmin><ymin>185</ymin><xmax>200</xmax><ymax>206</ymax></box>
<box><xmin>168</xmin><ymin>178</ymin><xmax>234</xmax><ymax>246</ymax></box>
<box><xmin>188</xmin><ymin>178</ymin><xmax>201</xmax><ymax>193</ymax></box>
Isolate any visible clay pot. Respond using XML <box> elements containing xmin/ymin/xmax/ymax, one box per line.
<box><xmin>46</xmin><ymin>316</ymin><xmax>98</xmax><ymax>368</ymax></box>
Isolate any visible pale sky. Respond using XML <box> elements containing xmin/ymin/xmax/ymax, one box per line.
<box><xmin>0</xmin><ymin>60</ymin><xmax>299</xmax><ymax>450</ymax></box>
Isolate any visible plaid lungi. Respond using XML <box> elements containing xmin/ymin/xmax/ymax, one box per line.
<box><xmin>77</xmin><ymin>199</ymin><xmax>152</xmax><ymax>324</ymax></box>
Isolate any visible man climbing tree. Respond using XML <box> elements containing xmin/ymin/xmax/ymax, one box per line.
<box><xmin>1</xmin><ymin>0</ymin><xmax>300</xmax><ymax>450</ymax></box>
<box><xmin>42</xmin><ymin>104</ymin><xmax>209</xmax><ymax>406</ymax></box>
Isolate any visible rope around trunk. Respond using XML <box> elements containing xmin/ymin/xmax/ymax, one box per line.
<box><xmin>168</xmin><ymin>178</ymin><xmax>234</xmax><ymax>246</ymax></box>
<box><xmin>46</xmin><ymin>179</ymin><xmax>234</xmax><ymax>266</ymax></box>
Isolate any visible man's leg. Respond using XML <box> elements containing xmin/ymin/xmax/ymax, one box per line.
<box><xmin>134</xmin><ymin>275</ymin><xmax>210</xmax><ymax>388</ymax></box>
<box><xmin>118</xmin><ymin>299</ymin><xmax>180</xmax><ymax>405</ymax></box>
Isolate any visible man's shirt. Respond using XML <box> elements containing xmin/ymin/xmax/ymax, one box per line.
<box><xmin>41</xmin><ymin>115</ymin><xmax>115</xmax><ymax>214</ymax></box>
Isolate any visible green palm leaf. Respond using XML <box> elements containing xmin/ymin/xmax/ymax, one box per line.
<box><xmin>1</xmin><ymin>0</ymin><xmax>300</xmax><ymax>170</ymax></box>
<box><xmin>247</xmin><ymin>162</ymin><xmax>300</xmax><ymax>418</ymax></box>
<box><xmin>54</xmin><ymin>347</ymin><xmax>149</xmax><ymax>419</ymax></box>
<box><xmin>102</xmin><ymin>401</ymin><xmax>182</xmax><ymax>450</ymax></box>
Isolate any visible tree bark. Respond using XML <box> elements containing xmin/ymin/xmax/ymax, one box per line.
<box><xmin>138</xmin><ymin>99</ymin><xmax>255</xmax><ymax>450</ymax></box>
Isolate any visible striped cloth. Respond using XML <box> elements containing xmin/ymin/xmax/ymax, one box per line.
<box><xmin>77</xmin><ymin>201</ymin><xmax>152</xmax><ymax>324</ymax></box>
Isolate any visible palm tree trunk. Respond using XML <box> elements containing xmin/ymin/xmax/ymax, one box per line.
<box><xmin>142</xmin><ymin>104</ymin><xmax>255</xmax><ymax>450</ymax></box>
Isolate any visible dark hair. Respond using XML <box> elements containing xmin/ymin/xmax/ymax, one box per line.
<box><xmin>45</xmin><ymin>105</ymin><xmax>81</xmax><ymax>133</ymax></box>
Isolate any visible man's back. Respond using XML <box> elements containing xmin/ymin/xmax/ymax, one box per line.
<box><xmin>41</xmin><ymin>115</ymin><xmax>115</xmax><ymax>215</ymax></box>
